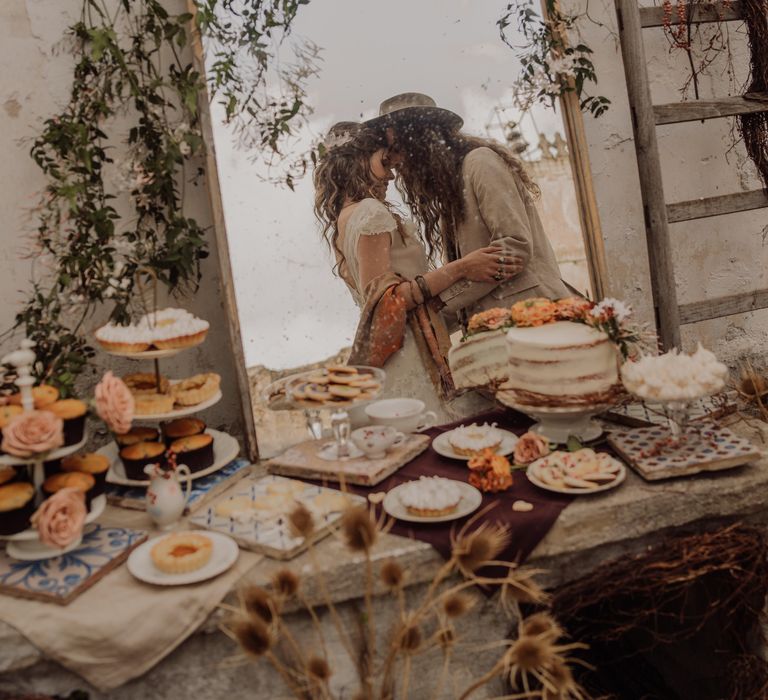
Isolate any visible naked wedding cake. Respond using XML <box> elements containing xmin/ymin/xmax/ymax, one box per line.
<box><xmin>448</xmin><ymin>308</ymin><xmax>513</xmax><ymax>390</ymax></box>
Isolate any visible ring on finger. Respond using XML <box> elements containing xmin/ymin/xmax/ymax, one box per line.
<box><xmin>494</xmin><ymin>271</ymin><xmax>504</xmax><ymax>281</ymax></box>
<box><xmin>497</xmin><ymin>255</ymin><xmax>505</xmax><ymax>264</ymax></box>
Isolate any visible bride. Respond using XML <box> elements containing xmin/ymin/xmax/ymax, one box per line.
<box><xmin>313</xmin><ymin>122</ymin><xmax>523</xmax><ymax>422</ymax></box>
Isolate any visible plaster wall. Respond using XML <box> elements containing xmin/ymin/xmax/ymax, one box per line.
<box><xmin>0</xmin><ymin>0</ymin><xmax>245</xmax><ymax>437</ymax></box>
<box><xmin>564</xmin><ymin>0</ymin><xmax>768</xmax><ymax>365</ymax></box>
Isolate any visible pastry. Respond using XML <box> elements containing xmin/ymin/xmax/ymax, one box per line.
<box><xmin>150</xmin><ymin>532</ymin><xmax>213</xmax><ymax>574</ymax></box>
<box><xmin>0</xmin><ymin>405</ymin><xmax>23</xmax><ymax>454</ymax></box>
<box><xmin>133</xmin><ymin>393</ymin><xmax>175</xmax><ymax>416</ymax></box>
<box><xmin>147</xmin><ymin>309</ymin><xmax>209</xmax><ymax>350</ymax></box>
<box><xmin>47</xmin><ymin>399</ymin><xmax>88</xmax><ymax>446</ymax></box>
<box><xmin>0</xmin><ymin>482</ymin><xmax>36</xmax><ymax>535</ymax></box>
<box><xmin>94</xmin><ymin>322</ymin><xmax>152</xmax><ymax>353</ymax></box>
<box><xmin>162</xmin><ymin>418</ymin><xmax>206</xmax><ymax>445</ymax></box>
<box><xmin>530</xmin><ymin>449</ymin><xmax>622</xmax><ymax>492</ymax></box>
<box><xmin>171</xmin><ymin>373</ymin><xmax>221</xmax><ymax>407</ymax></box>
<box><xmin>398</xmin><ymin>476</ymin><xmax>463</xmax><ymax>517</ymax></box>
<box><xmin>287</xmin><ymin>366</ymin><xmax>381</xmax><ymax>406</ymax></box>
<box><xmin>43</xmin><ymin>471</ymin><xmax>96</xmax><ymax>509</ymax></box>
<box><xmin>448</xmin><ymin>423</ymin><xmax>503</xmax><ymax>457</ymax></box>
<box><xmin>61</xmin><ymin>453</ymin><xmax>111</xmax><ymax>497</ymax></box>
<box><xmin>170</xmin><ymin>433</ymin><xmax>214</xmax><ymax>472</ymax></box>
<box><xmin>328</xmin><ymin>385</ymin><xmax>361</xmax><ymax>400</ymax></box>
<box><xmin>119</xmin><ymin>441</ymin><xmax>166</xmax><ymax>480</ymax></box>
<box><xmin>114</xmin><ymin>426</ymin><xmax>160</xmax><ymax>448</ymax></box>
<box><xmin>123</xmin><ymin>372</ymin><xmax>171</xmax><ymax>396</ymax></box>
<box><xmin>0</xmin><ymin>466</ymin><xmax>17</xmax><ymax>487</ymax></box>
<box><xmin>8</xmin><ymin>384</ymin><xmax>59</xmax><ymax>409</ymax></box>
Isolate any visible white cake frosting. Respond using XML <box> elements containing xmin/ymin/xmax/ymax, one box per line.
<box><xmin>398</xmin><ymin>476</ymin><xmax>463</xmax><ymax>513</ymax></box>
<box><xmin>448</xmin><ymin>423</ymin><xmax>503</xmax><ymax>453</ymax></box>
<box><xmin>621</xmin><ymin>343</ymin><xmax>728</xmax><ymax>401</ymax></box>
<box><xmin>505</xmin><ymin>321</ymin><xmax>619</xmax><ymax>398</ymax></box>
<box><xmin>95</xmin><ymin>308</ymin><xmax>208</xmax><ymax>345</ymax></box>
<box><xmin>448</xmin><ymin>329</ymin><xmax>510</xmax><ymax>390</ymax></box>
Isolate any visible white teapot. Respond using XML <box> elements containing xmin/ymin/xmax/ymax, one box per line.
<box><xmin>144</xmin><ymin>463</ymin><xmax>192</xmax><ymax>529</ymax></box>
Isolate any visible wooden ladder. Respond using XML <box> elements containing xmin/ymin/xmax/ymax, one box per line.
<box><xmin>614</xmin><ymin>0</ymin><xmax>768</xmax><ymax>349</ymax></box>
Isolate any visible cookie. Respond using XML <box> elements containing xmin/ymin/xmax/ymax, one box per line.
<box><xmin>305</xmin><ymin>384</ymin><xmax>332</xmax><ymax>402</ymax></box>
<box><xmin>329</xmin><ymin>385</ymin><xmax>361</xmax><ymax>399</ymax></box>
<box><xmin>326</xmin><ymin>365</ymin><xmax>358</xmax><ymax>375</ymax></box>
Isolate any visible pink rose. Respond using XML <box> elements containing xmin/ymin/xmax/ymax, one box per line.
<box><xmin>1</xmin><ymin>410</ymin><xmax>64</xmax><ymax>457</ymax></box>
<box><xmin>31</xmin><ymin>487</ymin><xmax>87</xmax><ymax>549</ymax></box>
<box><xmin>95</xmin><ymin>371</ymin><xmax>134</xmax><ymax>434</ymax></box>
<box><xmin>514</xmin><ymin>432</ymin><xmax>550</xmax><ymax>465</ymax></box>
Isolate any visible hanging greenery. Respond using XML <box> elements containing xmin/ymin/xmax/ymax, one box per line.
<box><xmin>7</xmin><ymin>0</ymin><xmax>315</xmax><ymax>395</ymax></box>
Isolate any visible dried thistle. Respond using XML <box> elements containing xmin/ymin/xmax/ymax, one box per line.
<box><xmin>500</xmin><ymin>568</ymin><xmax>550</xmax><ymax>614</ymax></box>
<box><xmin>242</xmin><ymin>586</ymin><xmax>276</xmax><ymax>624</ymax></box>
<box><xmin>230</xmin><ymin>616</ymin><xmax>272</xmax><ymax>659</ymax></box>
<box><xmin>396</xmin><ymin>614</ymin><xmax>423</xmax><ymax>654</ymax></box>
<box><xmin>307</xmin><ymin>655</ymin><xmax>332</xmax><ymax>681</ymax></box>
<box><xmin>380</xmin><ymin>559</ymin><xmax>405</xmax><ymax>590</ymax></box>
<box><xmin>503</xmin><ymin>634</ymin><xmax>556</xmax><ymax>691</ymax></box>
<box><xmin>520</xmin><ymin>612</ymin><xmax>562</xmax><ymax>640</ymax></box>
<box><xmin>436</xmin><ymin>626</ymin><xmax>456</xmax><ymax>650</ymax></box>
<box><xmin>272</xmin><ymin>568</ymin><xmax>300</xmax><ymax>599</ymax></box>
<box><xmin>547</xmin><ymin>656</ymin><xmax>583</xmax><ymax>697</ymax></box>
<box><xmin>452</xmin><ymin>522</ymin><xmax>510</xmax><ymax>576</ymax></box>
<box><xmin>288</xmin><ymin>502</ymin><xmax>315</xmax><ymax>539</ymax></box>
<box><xmin>442</xmin><ymin>592</ymin><xmax>474</xmax><ymax>619</ymax></box>
<box><xmin>340</xmin><ymin>505</ymin><xmax>377</xmax><ymax>552</ymax></box>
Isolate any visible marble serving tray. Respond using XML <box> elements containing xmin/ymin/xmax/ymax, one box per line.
<box><xmin>608</xmin><ymin>423</ymin><xmax>762</xmax><ymax>481</ymax></box>
<box><xmin>188</xmin><ymin>474</ymin><xmax>365</xmax><ymax>560</ymax></box>
<box><xmin>265</xmin><ymin>434</ymin><xmax>430</xmax><ymax>486</ymax></box>
<box><xmin>0</xmin><ymin>523</ymin><xmax>147</xmax><ymax>605</ymax></box>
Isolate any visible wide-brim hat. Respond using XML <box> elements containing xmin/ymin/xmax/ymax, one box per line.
<box><xmin>364</xmin><ymin>93</ymin><xmax>463</xmax><ymax>131</ymax></box>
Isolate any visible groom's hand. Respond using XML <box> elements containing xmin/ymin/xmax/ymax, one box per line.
<box><xmin>459</xmin><ymin>245</ymin><xmax>524</xmax><ymax>283</ymax></box>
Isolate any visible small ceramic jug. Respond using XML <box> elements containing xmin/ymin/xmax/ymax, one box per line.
<box><xmin>144</xmin><ymin>463</ymin><xmax>192</xmax><ymax>529</ymax></box>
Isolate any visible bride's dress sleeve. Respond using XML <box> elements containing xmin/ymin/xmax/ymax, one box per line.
<box><xmin>353</xmin><ymin>199</ymin><xmax>398</xmax><ymax>238</ymax></box>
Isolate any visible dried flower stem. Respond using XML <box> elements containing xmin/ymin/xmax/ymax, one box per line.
<box><xmin>458</xmin><ymin>658</ymin><xmax>505</xmax><ymax>699</ymax></box>
<box><xmin>430</xmin><ymin>650</ymin><xmax>453</xmax><ymax>700</ymax></box>
<box><xmin>401</xmin><ymin>653</ymin><xmax>413</xmax><ymax>699</ymax></box>
<box><xmin>298</xmin><ymin>591</ymin><xmax>330</xmax><ymax>659</ymax></box>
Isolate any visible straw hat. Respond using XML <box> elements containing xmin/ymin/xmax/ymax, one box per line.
<box><xmin>364</xmin><ymin>93</ymin><xmax>463</xmax><ymax>131</ymax></box>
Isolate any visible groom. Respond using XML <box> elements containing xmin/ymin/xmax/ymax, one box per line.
<box><xmin>365</xmin><ymin>93</ymin><xmax>569</xmax><ymax>329</ymax></box>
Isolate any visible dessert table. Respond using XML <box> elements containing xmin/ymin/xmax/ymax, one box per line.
<box><xmin>2</xmin><ymin>416</ymin><xmax>768</xmax><ymax>699</ymax></box>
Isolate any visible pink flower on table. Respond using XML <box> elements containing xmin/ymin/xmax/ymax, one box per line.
<box><xmin>31</xmin><ymin>487</ymin><xmax>87</xmax><ymax>549</ymax></box>
<box><xmin>1</xmin><ymin>410</ymin><xmax>64</xmax><ymax>457</ymax></box>
<box><xmin>514</xmin><ymin>432</ymin><xmax>550</xmax><ymax>465</ymax></box>
<box><xmin>95</xmin><ymin>371</ymin><xmax>134</xmax><ymax>434</ymax></box>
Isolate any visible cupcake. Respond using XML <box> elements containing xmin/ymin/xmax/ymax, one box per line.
<box><xmin>8</xmin><ymin>384</ymin><xmax>59</xmax><ymax>409</ymax></box>
<box><xmin>0</xmin><ymin>405</ymin><xmax>23</xmax><ymax>454</ymax></box>
<box><xmin>162</xmin><ymin>418</ymin><xmax>206</xmax><ymax>446</ymax></box>
<box><xmin>170</xmin><ymin>434</ymin><xmax>214</xmax><ymax>472</ymax></box>
<box><xmin>119</xmin><ymin>441</ymin><xmax>166</xmax><ymax>480</ymax></box>
<box><xmin>61</xmin><ymin>453</ymin><xmax>111</xmax><ymax>497</ymax></box>
<box><xmin>114</xmin><ymin>426</ymin><xmax>160</xmax><ymax>448</ymax></box>
<box><xmin>47</xmin><ymin>399</ymin><xmax>88</xmax><ymax>446</ymax></box>
<box><xmin>0</xmin><ymin>482</ymin><xmax>36</xmax><ymax>535</ymax></box>
<box><xmin>43</xmin><ymin>472</ymin><xmax>96</xmax><ymax>510</ymax></box>
<box><xmin>0</xmin><ymin>466</ymin><xmax>17</xmax><ymax>487</ymax></box>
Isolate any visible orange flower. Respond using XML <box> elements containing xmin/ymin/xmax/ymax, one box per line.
<box><xmin>555</xmin><ymin>297</ymin><xmax>593</xmax><ymax>321</ymax></box>
<box><xmin>510</xmin><ymin>299</ymin><xmax>557</xmax><ymax>327</ymax></box>
<box><xmin>468</xmin><ymin>448</ymin><xmax>513</xmax><ymax>492</ymax></box>
<box><xmin>513</xmin><ymin>432</ymin><xmax>550</xmax><ymax>465</ymax></box>
<box><xmin>467</xmin><ymin>308</ymin><xmax>513</xmax><ymax>333</ymax></box>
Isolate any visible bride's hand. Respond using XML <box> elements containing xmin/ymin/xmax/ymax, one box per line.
<box><xmin>459</xmin><ymin>246</ymin><xmax>524</xmax><ymax>283</ymax></box>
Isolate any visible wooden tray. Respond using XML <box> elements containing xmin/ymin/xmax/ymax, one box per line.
<box><xmin>188</xmin><ymin>474</ymin><xmax>366</xmax><ymax>560</ymax></box>
<box><xmin>0</xmin><ymin>523</ymin><xmax>147</xmax><ymax>605</ymax></box>
<box><xmin>608</xmin><ymin>423</ymin><xmax>762</xmax><ymax>481</ymax></box>
<box><xmin>265</xmin><ymin>434</ymin><xmax>430</xmax><ymax>486</ymax></box>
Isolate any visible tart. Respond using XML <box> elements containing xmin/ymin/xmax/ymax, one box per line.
<box><xmin>123</xmin><ymin>372</ymin><xmax>171</xmax><ymax>396</ymax></box>
<box><xmin>162</xmin><ymin>418</ymin><xmax>206</xmax><ymax>445</ymax></box>
<box><xmin>43</xmin><ymin>471</ymin><xmax>96</xmax><ymax>509</ymax></box>
<box><xmin>398</xmin><ymin>476</ymin><xmax>463</xmax><ymax>517</ymax></box>
<box><xmin>114</xmin><ymin>426</ymin><xmax>160</xmax><ymax>448</ymax></box>
<box><xmin>170</xmin><ymin>433</ymin><xmax>214</xmax><ymax>472</ymax></box>
<box><xmin>150</xmin><ymin>532</ymin><xmax>213</xmax><ymax>574</ymax></box>
<box><xmin>8</xmin><ymin>384</ymin><xmax>59</xmax><ymax>409</ymax></box>
<box><xmin>94</xmin><ymin>322</ymin><xmax>152</xmax><ymax>353</ymax></box>
<box><xmin>171</xmin><ymin>373</ymin><xmax>221</xmax><ymax>407</ymax></box>
<box><xmin>47</xmin><ymin>399</ymin><xmax>88</xmax><ymax>446</ymax></box>
<box><xmin>133</xmin><ymin>393</ymin><xmax>175</xmax><ymax>416</ymax></box>
<box><xmin>120</xmin><ymin>441</ymin><xmax>166</xmax><ymax>480</ymax></box>
<box><xmin>0</xmin><ymin>482</ymin><xmax>36</xmax><ymax>535</ymax></box>
<box><xmin>61</xmin><ymin>453</ymin><xmax>111</xmax><ymax>497</ymax></box>
<box><xmin>448</xmin><ymin>423</ymin><xmax>503</xmax><ymax>457</ymax></box>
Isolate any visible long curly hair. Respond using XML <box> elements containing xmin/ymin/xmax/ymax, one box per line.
<box><xmin>391</xmin><ymin>123</ymin><xmax>540</xmax><ymax>261</ymax></box>
<box><xmin>313</xmin><ymin>128</ymin><xmax>389</xmax><ymax>282</ymax></box>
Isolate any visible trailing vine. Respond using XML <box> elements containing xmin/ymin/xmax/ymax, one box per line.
<box><xmin>7</xmin><ymin>0</ymin><xmax>315</xmax><ymax>395</ymax></box>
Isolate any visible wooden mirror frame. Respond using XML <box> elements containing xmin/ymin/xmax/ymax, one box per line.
<box><xmin>187</xmin><ymin>5</ymin><xmax>610</xmax><ymax>461</ymax></box>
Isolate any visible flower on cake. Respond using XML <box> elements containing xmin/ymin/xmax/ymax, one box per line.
<box><xmin>510</xmin><ymin>298</ymin><xmax>557</xmax><ymax>327</ymax></box>
<box><xmin>31</xmin><ymin>487</ymin><xmax>87</xmax><ymax>549</ymax></box>
<box><xmin>1</xmin><ymin>410</ymin><xmax>64</xmax><ymax>457</ymax></box>
<box><xmin>467</xmin><ymin>307</ymin><xmax>513</xmax><ymax>334</ymax></box>
<box><xmin>589</xmin><ymin>298</ymin><xmax>632</xmax><ymax>324</ymax></box>
<box><xmin>555</xmin><ymin>297</ymin><xmax>594</xmax><ymax>321</ymax></box>
<box><xmin>513</xmin><ymin>432</ymin><xmax>550</xmax><ymax>466</ymax></box>
<box><xmin>468</xmin><ymin>448</ymin><xmax>513</xmax><ymax>492</ymax></box>
<box><xmin>95</xmin><ymin>371</ymin><xmax>134</xmax><ymax>434</ymax></box>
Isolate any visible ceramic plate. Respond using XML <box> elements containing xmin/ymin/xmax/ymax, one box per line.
<box><xmin>0</xmin><ymin>434</ymin><xmax>88</xmax><ymax>467</ymax></box>
<box><xmin>1</xmin><ymin>494</ymin><xmax>107</xmax><ymax>543</ymax></box>
<box><xmin>526</xmin><ymin>454</ymin><xmax>626</xmax><ymax>495</ymax></box>
<box><xmin>431</xmin><ymin>428</ymin><xmax>519</xmax><ymax>461</ymax></box>
<box><xmin>103</xmin><ymin>428</ymin><xmax>240</xmax><ymax>487</ymax></box>
<box><xmin>127</xmin><ymin>531</ymin><xmax>239</xmax><ymax>586</ymax></box>
<box><xmin>131</xmin><ymin>389</ymin><xmax>223</xmax><ymax>421</ymax></box>
<box><xmin>102</xmin><ymin>347</ymin><xmax>194</xmax><ymax>360</ymax></box>
<box><xmin>383</xmin><ymin>480</ymin><xmax>482</xmax><ymax>523</ymax></box>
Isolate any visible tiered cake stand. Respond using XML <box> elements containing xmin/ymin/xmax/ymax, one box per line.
<box><xmin>264</xmin><ymin>366</ymin><xmax>386</xmax><ymax>460</ymax></box>
<box><xmin>0</xmin><ymin>340</ymin><xmax>106</xmax><ymax>560</ymax></box>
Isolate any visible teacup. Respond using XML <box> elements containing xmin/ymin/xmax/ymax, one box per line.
<box><xmin>364</xmin><ymin>398</ymin><xmax>437</xmax><ymax>433</ymax></box>
<box><xmin>351</xmin><ymin>425</ymin><xmax>405</xmax><ymax>459</ymax></box>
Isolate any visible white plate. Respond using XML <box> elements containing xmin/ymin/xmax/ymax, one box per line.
<box><xmin>526</xmin><ymin>454</ymin><xmax>627</xmax><ymax>495</ymax></box>
<box><xmin>127</xmin><ymin>531</ymin><xmax>239</xmax><ymax>585</ymax></box>
<box><xmin>0</xmin><ymin>434</ymin><xmax>88</xmax><ymax>467</ymax></box>
<box><xmin>102</xmin><ymin>347</ymin><xmax>185</xmax><ymax>360</ymax></box>
<box><xmin>102</xmin><ymin>428</ymin><xmax>240</xmax><ymax>487</ymax></box>
<box><xmin>131</xmin><ymin>389</ymin><xmax>223</xmax><ymax>421</ymax></box>
<box><xmin>431</xmin><ymin>428</ymin><xmax>519</xmax><ymax>461</ymax></box>
<box><xmin>1</xmin><ymin>494</ymin><xmax>106</xmax><ymax>543</ymax></box>
<box><xmin>383</xmin><ymin>480</ymin><xmax>482</xmax><ymax>523</ymax></box>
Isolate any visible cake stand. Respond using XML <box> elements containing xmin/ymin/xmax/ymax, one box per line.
<box><xmin>263</xmin><ymin>366</ymin><xmax>386</xmax><ymax>460</ymax></box>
